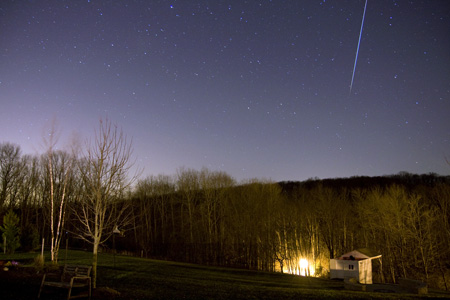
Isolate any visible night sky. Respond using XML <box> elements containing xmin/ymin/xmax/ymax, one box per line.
<box><xmin>1</xmin><ymin>1</ymin><xmax>449</xmax><ymax>182</ymax></box>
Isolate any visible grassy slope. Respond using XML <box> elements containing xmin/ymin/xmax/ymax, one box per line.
<box><xmin>1</xmin><ymin>250</ymin><xmax>448</xmax><ymax>299</ymax></box>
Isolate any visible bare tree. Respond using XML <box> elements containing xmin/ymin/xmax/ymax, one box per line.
<box><xmin>74</xmin><ymin>118</ymin><xmax>138</xmax><ymax>288</ymax></box>
<box><xmin>0</xmin><ymin>143</ymin><xmax>22</xmax><ymax>210</ymax></box>
<box><xmin>42</xmin><ymin>120</ymin><xmax>77</xmax><ymax>263</ymax></box>
<box><xmin>198</xmin><ymin>168</ymin><xmax>235</xmax><ymax>263</ymax></box>
<box><xmin>312</xmin><ymin>185</ymin><xmax>346</xmax><ymax>259</ymax></box>
<box><xmin>133</xmin><ymin>178</ymin><xmax>156</xmax><ymax>256</ymax></box>
<box><xmin>133</xmin><ymin>174</ymin><xmax>175</xmax><ymax>257</ymax></box>
<box><xmin>176</xmin><ymin>167</ymin><xmax>200</xmax><ymax>259</ymax></box>
<box><xmin>17</xmin><ymin>154</ymin><xmax>41</xmax><ymax>251</ymax></box>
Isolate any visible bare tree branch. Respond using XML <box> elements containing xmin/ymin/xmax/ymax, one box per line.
<box><xmin>73</xmin><ymin>117</ymin><xmax>140</xmax><ymax>287</ymax></box>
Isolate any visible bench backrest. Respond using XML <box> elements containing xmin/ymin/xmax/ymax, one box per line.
<box><xmin>61</xmin><ymin>265</ymin><xmax>92</xmax><ymax>281</ymax></box>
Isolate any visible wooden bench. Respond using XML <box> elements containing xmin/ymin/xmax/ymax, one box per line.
<box><xmin>38</xmin><ymin>264</ymin><xmax>92</xmax><ymax>300</ymax></box>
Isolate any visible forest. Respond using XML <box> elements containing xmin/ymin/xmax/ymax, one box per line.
<box><xmin>1</xmin><ymin>135</ymin><xmax>449</xmax><ymax>290</ymax></box>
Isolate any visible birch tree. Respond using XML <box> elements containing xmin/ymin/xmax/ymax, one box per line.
<box><xmin>75</xmin><ymin>118</ymin><xmax>138</xmax><ymax>288</ymax></box>
<box><xmin>42</xmin><ymin>121</ymin><xmax>75</xmax><ymax>263</ymax></box>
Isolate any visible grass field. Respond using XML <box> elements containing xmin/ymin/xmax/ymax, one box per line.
<box><xmin>0</xmin><ymin>250</ymin><xmax>449</xmax><ymax>299</ymax></box>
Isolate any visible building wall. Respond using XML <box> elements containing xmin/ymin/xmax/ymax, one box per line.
<box><xmin>330</xmin><ymin>259</ymin><xmax>359</xmax><ymax>280</ymax></box>
<box><xmin>358</xmin><ymin>259</ymin><xmax>372</xmax><ymax>284</ymax></box>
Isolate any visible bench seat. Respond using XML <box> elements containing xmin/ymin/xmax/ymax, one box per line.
<box><xmin>38</xmin><ymin>265</ymin><xmax>92</xmax><ymax>300</ymax></box>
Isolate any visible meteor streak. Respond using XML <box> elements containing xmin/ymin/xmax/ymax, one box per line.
<box><xmin>350</xmin><ymin>0</ymin><xmax>368</xmax><ymax>95</ymax></box>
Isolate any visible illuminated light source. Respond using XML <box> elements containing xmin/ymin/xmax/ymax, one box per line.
<box><xmin>298</xmin><ymin>258</ymin><xmax>315</xmax><ymax>276</ymax></box>
<box><xmin>279</xmin><ymin>257</ymin><xmax>317</xmax><ymax>277</ymax></box>
<box><xmin>299</xmin><ymin>258</ymin><xmax>308</xmax><ymax>270</ymax></box>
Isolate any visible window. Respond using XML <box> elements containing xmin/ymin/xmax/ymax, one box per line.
<box><xmin>349</xmin><ymin>265</ymin><xmax>354</xmax><ymax>270</ymax></box>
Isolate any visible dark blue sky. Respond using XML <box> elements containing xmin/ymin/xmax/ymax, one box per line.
<box><xmin>1</xmin><ymin>0</ymin><xmax>449</xmax><ymax>182</ymax></box>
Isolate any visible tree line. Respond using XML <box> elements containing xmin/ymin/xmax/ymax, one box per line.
<box><xmin>0</xmin><ymin>118</ymin><xmax>137</xmax><ymax>287</ymax></box>
<box><xmin>131</xmin><ymin>172</ymin><xmax>450</xmax><ymax>290</ymax></box>
<box><xmin>0</xmin><ymin>136</ymin><xmax>449</xmax><ymax>290</ymax></box>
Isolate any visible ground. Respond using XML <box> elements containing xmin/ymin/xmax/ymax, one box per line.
<box><xmin>1</xmin><ymin>256</ymin><xmax>449</xmax><ymax>300</ymax></box>
<box><xmin>0</xmin><ymin>266</ymin><xmax>121</xmax><ymax>300</ymax></box>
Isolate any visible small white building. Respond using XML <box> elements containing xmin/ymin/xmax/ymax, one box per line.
<box><xmin>329</xmin><ymin>249</ymin><xmax>382</xmax><ymax>284</ymax></box>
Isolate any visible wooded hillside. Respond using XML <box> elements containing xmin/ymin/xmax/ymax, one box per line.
<box><xmin>1</xmin><ymin>142</ymin><xmax>449</xmax><ymax>290</ymax></box>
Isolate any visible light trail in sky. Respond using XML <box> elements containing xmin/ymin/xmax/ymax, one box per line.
<box><xmin>350</xmin><ymin>0</ymin><xmax>368</xmax><ymax>95</ymax></box>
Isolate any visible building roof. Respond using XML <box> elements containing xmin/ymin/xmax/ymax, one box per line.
<box><xmin>337</xmin><ymin>248</ymin><xmax>382</xmax><ymax>260</ymax></box>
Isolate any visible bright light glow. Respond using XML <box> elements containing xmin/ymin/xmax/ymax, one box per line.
<box><xmin>299</xmin><ymin>258</ymin><xmax>308</xmax><ymax>270</ymax></box>
<box><xmin>281</xmin><ymin>257</ymin><xmax>316</xmax><ymax>276</ymax></box>
<box><xmin>298</xmin><ymin>258</ymin><xmax>315</xmax><ymax>276</ymax></box>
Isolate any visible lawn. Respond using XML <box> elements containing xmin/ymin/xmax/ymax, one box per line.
<box><xmin>0</xmin><ymin>250</ymin><xmax>448</xmax><ymax>299</ymax></box>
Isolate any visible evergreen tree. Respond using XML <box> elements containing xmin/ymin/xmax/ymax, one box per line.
<box><xmin>0</xmin><ymin>210</ymin><xmax>21</xmax><ymax>254</ymax></box>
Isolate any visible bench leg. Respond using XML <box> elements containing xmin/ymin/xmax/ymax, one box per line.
<box><xmin>37</xmin><ymin>276</ymin><xmax>46</xmax><ymax>299</ymax></box>
<box><xmin>67</xmin><ymin>285</ymin><xmax>73</xmax><ymax>300</ymax></box>
<box><xmin>37</xmin><ymin>285</ymin><xmax>43</xmax><ymax>299</ymax></box>
<box><xmin>88</xmin><ymin>279</ymin><xmax>91</xmax><ymax>300</ymax></box>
